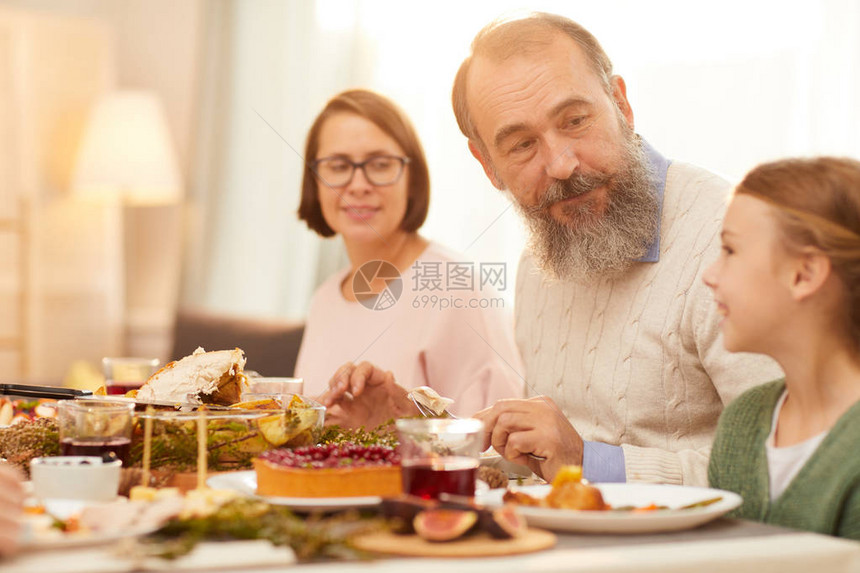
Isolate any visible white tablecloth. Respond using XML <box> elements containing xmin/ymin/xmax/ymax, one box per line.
<box><xmin>5</xmin><ymin>520</ymin><xmax>860</xmax><ymax>573</ymax></box>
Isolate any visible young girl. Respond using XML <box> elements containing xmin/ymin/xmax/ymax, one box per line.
<box><xmin>705</xmin><ymin>157</ymin><xmax>860</xmax><ymax>539</ymax></box>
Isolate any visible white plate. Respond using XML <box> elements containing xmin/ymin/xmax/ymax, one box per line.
<box><xmin>207</xmin><ymin>471</ymin><xmax>383</xmax><ymax>511</ymax></box>
<box><xmin>477</xmin><ymin>483</ymin><xmax>742</xmax><ymax>534</ymax></box>
<box><xmin>21</xmin><ymin>516</ymin><xmax>156</xmax><ymax>551</ymax></box>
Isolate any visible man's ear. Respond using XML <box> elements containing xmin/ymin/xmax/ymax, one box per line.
<box><xmin>468</xmin><ymin>139</ymin><xmax>504</xmax><ymax>190</ymax></box>
<box><xmin>610</xmin><ymin>75</ymin><xmax>634</xmax><ymax>129</ymax></box>
<box><xmin>790</xmin><ymin>250</ymin><xmax>832</xmax><ymax>301</ymax></box>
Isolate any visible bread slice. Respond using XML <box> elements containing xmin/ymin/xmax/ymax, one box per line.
<box><xmin>136</xmin><ymin>347</ymin><xmax>247</xmax><ymax>405</ymax></box>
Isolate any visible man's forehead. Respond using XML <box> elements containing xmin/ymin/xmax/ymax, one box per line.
<box><xmin>466</xmin><ymin>38</ymin><xmax>603</xmax><ymax>146</ymax></box>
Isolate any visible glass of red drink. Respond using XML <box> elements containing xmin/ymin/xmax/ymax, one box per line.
<box><xmin>396</xmin><ymin>418</ymin><xmax>484</xmax><ymax>500</ymax></box>
<box><xmin>57</xmin><ymin>399</ymin><xmax>135</xmax><ymax>466</ymax></box>
<box><xmin>102</xmin><ymin>357</ymin><xmax>160</xmax><ymax>395</ymax></box>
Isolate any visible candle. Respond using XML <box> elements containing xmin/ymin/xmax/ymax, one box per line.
<box><xmin>141</xmin><ymin>405</ymin><xmax>153</xmax><ymax>487</ymax></box>
<box><xmin>197</xmin><ymin>407</ymin><xmax>207</xmax><ymax>489</ymax></box>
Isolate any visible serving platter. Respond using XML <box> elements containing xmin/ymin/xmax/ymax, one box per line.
<box><xmin>207</xmin><ymin>471</ymin><xmax>383</xmax><ymax>511</ymax></box>
<box><xmin>352</xmin><ymin>528</ymin><xmax>556</xmax><ymax>557</ymax></box>
<box><xmin>477</xmin><ymin>483</ymin><xmax>742</xmax><ymax>534</ymax></box>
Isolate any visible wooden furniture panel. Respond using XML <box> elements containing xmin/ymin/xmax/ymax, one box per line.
<box><xmin>0</xmin><ymin>7</ymin><xmax>118</xmax><ymax>381</ymax></box>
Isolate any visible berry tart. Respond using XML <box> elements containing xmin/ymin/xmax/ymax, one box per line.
<box><xmin>254</xmin><ymin>443</ymin><xmax>402</xmax><ymax>498</ymax></box>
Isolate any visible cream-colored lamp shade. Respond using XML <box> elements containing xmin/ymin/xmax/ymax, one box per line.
<box><xmin>71</xmin><ymin>91</ymin><xmax>182</xmax><ymax>204</ymax></box>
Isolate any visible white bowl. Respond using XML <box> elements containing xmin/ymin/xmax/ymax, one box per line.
<box><xmin>30</xmin><ymin>456</ymin><xmax>121</xmax><ymax>502</ymax></box>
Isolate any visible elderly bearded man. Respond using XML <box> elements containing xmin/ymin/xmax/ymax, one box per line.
<box><xmin>455</xmin><ymin>12</ymin><xmax>781</xmax><ymax>486</ymax></box>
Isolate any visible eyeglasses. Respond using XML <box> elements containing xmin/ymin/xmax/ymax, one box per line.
<box><xmin>312</xmin><ymin>155</ymin><xmax>410</xmax><ymax>188</ymax></box>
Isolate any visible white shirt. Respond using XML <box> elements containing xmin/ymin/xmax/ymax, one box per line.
<box><xmin>766</xmin><ymin>391</ymin><xmax>827</xmax><ymax>501</ymax></box>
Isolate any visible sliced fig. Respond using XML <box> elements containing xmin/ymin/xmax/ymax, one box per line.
<box><xmin>481</xmin><ymin>505</ymin><xmax>527</xmax><ymax>539</ymax></box>
<box><xmin>380</xmin><ymin>496</ymin><xmax>436</xmax><ymax>533</ymax></box>
<box><xmin>413</xmin><ymin>509</ymin><xmax>478</xmax><ymax>542</ymax></box>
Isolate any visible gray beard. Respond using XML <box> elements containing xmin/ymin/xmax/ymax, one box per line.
<box><xmin>512</xmin><ymin>135</ymin><xmax>658</xmax><ymax>282</ymax></box>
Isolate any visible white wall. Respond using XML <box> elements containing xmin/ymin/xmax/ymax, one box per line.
<box><xmin>5</xmin><ymin>0</ymin><xmax>860</xmax><ymax>367</ymax></box>
<box><xmin>194</xmin><ymin>0</ymin><xmax>860</xmax><ymax>323</ymax></box>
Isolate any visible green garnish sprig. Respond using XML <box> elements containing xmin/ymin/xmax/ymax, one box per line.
<box><xmin>138</xmin><ymin>498</ymin><xmax>385</xmax><ymax>562</ymax></box>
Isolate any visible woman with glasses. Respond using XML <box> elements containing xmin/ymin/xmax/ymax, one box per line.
<box><xmin>295</xmin><ymin>89</ymin><xmax>524</xmax><ymax>427</ymax></box>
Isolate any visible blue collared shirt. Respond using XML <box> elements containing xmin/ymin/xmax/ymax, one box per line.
<box><xmin>637</xmin><ymin>140</ymin><xmax>670</xmax><ymax>263</ymax></box>
<box><xmin>582</xmin><ymin>140</ymin><xmax>670</xmax><ymax>483</ymax></box>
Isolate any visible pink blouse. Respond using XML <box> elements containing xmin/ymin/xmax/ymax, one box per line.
<box><xmin>294</xmin><ymin>242</ymin><xmax>525</xmax><ymax>416</ymax></box>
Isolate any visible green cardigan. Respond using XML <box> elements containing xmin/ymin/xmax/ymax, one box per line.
<box><xmin>709</xmin><ymin>380</ymin><xmax>860</xmax><ymax>540</ymax></box>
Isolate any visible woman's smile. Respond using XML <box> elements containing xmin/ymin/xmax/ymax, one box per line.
<box><xmin>343</xmin><ymin>205</ymin><xmax>381</xmax><ymax>221</ymax></box>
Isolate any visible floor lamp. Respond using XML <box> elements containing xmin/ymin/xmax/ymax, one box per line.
<box><xmin>69</xmin><ymin>91</ymin><xmax>183</xmax><ymax>357</ymax></box>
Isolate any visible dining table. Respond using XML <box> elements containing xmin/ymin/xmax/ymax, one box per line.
<box><xmin>5</xmin><ymin>515</ymin><xmax>860</xmax><ymax>573</ymax></box>
<box><xmin>3</xmin><ymin>391</ymin><xmax>859</xmax><ymax>573</ymax></box>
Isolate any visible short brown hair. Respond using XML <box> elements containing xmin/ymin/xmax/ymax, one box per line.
<box><xmin>297</xmin><ymin>89</ymin><xmax>430</xmax><ymax>237</ymax></box>
<box><xmin>736</xmin><ymin>157</ymin><xmax>860</xmax><ymax>351</ymax></box>
<box><xmin>452</xmin><ymin>12</ymin><xmax>614</xmax><ymax>144</ymax></box>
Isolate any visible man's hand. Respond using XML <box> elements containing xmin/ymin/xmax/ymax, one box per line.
<box><xmin>317</xmin><ymin>361</ymin><xmax>419</xmax><ymax>429</ymax></box>
<box><xmin>473</xmin><ymin>396</ymin><xmax>584</xmax><ymax>481</ymax></box>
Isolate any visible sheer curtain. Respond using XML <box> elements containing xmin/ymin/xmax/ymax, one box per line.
<box><xmin>183</xmin><ymin>0</ymin><xmax>860</xmax><ymax>321</ymax></box>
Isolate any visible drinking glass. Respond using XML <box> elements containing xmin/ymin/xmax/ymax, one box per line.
<box><xmin>103</xmin><ymin>357</ymin><xmax>160</xmax><ymax>395</ymax></box>
<box><xmin>57</xmin><ymin>399</ymin><xmax>135</xmax><ymax>465</ymax></box>
<box><xmin>395</xmin><ymin>417</ymin><xmax>484</xmax><ymax>500</ymax></box>
<box><xmin>242</xmin><ymin>377</ymin><xmax>304</xmax><ymax>399</ymax></box>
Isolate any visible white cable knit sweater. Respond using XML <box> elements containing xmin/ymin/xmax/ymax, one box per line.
<box><xmin>514</xmin><ymin>160</ymin><xmax>783</xmax><ymax>486</ymax></box>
